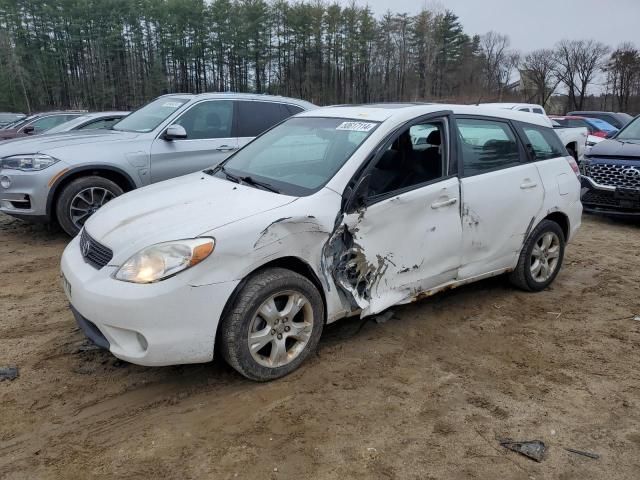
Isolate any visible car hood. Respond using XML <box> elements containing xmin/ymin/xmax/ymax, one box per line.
<box><xmin>588</xmin><ymin>139</ymin><xmax>640</xmax><ymax>158</ymax></box>
<box><xmin>0</xmin><ymin>130</ymin><xmax>140</xmax><ymax>156</ymax></box>
<box><xmin>84</xmin><ymin>172</ymin><xmax>297</xmax><ymax>258</ymax></box>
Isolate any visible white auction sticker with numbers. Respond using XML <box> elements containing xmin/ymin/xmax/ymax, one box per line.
<box><xmin>335</xmin><ymin>121</ymin><xmax>376</xmax><ymax>132</ymax></box>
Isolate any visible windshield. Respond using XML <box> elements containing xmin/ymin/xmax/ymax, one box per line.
<box><xmin>113</xmin><ymin>97</ymin><xmax>189</xmax><ymax>133</ymax></box>
<box><xmin>216</xmin><ymin>117</ymin><xmax>379</xmax><ymax>196</ymax></box>
<box><xmin>616</xmin><ymin>116</ymin><xmax>640</xmax><ymax>141</ymax></box>
<box><xmin>5</xmin><ymin>115</ymin><xmax>36</xmax><ymax>130</ymax></box>
<box><xmin>0</xmin><ymin>113</ymin><xmax>23</xmax><ymax>123</ymax></box>
<box><xmin>45</xmin><ymin>115</ymin><xmax>91</xmax><ymax>134</ymax></box>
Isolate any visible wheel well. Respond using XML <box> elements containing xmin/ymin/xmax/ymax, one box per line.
<box><xmin>49</xmin><ymin>168</ymin><xmax>136</xmax><ymax>221</ymax></box>
<box><xmin>544</xmin><ymin>212</ymin><xmax>569</xmax><ymax>240</ymax></box>
<box><xmin>565</xmin><ymin>142</ymin><xmax>577</xmax><ymax>158</ymax></box>
<box><xmin>214</xmin><ymin>256</ymin><xmax>328</xmax><ymax>355</ymax></box>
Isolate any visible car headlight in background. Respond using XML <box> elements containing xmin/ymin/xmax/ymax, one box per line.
<box><xmin>0</xmin><ymin>154</ymin><xmax>59</xmax><ymax>171</ymax></box>
<box><xmin>114</xmin><ymin>238</ymin><xmax>215</xmax><ymax>283</ymax></box>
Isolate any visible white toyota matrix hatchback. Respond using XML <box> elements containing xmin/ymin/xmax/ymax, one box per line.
<box><xmin>61</xmin><ymin>104</ymin><xmax>582</xmax><ymax>381</ymax></box>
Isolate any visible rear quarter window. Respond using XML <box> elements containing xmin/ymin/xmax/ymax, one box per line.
<box><xmin>520</xmin><ymin>124</ymin><xmax>567</xmax><ymax>161</ymax></box>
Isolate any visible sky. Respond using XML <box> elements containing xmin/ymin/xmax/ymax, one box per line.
<box><xmin>354</xmin><ymin>0</ymin><xmax>640</xmax><ymax>53</ymax></box>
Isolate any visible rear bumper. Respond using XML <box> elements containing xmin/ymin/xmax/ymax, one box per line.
<box><xmin>581</xmin><ymin>175</ymin><xmax>640</xmax><ymax>217</ymax></box>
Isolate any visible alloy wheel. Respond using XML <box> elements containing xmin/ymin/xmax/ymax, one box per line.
<box><xmin>247</xmin><ymin>290</ymin><xmax>314</xmax><ymax>368</ymax></box>
<box><xmin>529</xmin><ymin>231</ymin><xmax>561</xmax><ymax>283</ymax></box>
<box><xmin>69</xmin><ymin>187</ymin><xmax>115</xmax><ymax>230</ymax></box>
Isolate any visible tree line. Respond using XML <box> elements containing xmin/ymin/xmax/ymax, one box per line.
<box><xmin>0</xmin><ymin>0</ymin><xmax>639</xmax><ymax>114</ymax></box>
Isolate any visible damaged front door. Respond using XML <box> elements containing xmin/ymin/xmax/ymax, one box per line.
<box><xmin>328</xmin><ymin>114</ymin><xmax>463</xmax><ymax>316</ymax></box>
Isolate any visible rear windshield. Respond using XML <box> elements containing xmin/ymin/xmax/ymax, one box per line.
<box><xmin>215</xmin><ymin>117</ymin><xmax>378</xmax><ymax>196</ymax></box>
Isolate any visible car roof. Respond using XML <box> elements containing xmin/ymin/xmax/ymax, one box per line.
<box><xmin>480</xmin><ymin>102</ymin><xmax>544</xmax><ymax>110</ymax></box>
<box><xmin>297</xmin><ymin>103</ymin><xmax>553</xmax><ymax>128</ymax></box>
<box><xmin>83</xmin><ymin>111</ymin><xmax>130</xmax><ymax>118</ymax></box>
<box><xmin>159</xmin><ymin>92</ymin><xmax>317</xmax><ymax>109</ymax></box>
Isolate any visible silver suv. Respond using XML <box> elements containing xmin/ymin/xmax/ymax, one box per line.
<box><xmin>0</xmin><ymin>93</ymin><xmax>315</xmax><ymax>235</ymax></box>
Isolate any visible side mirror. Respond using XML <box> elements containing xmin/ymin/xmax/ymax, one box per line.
<box><xmin>23</xmin><ymin>125</ymin><xmax>35</xmax><ymax>135</ymax></box>
<box><xmin>163</xmin><ymin>124</ymin><xmax>187</xmax><ymax>141</ymax></box>
<box><xmin>343</xmin><ymin>174</ymin><xmax>370</xmax><ymax>214</ymax></box>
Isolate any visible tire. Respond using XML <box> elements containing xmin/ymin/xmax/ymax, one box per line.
<box><xmin>219</xmin><ymin>268</ymin><xmax>324</xmax><ymax>381</ymax></box>
<box><xmin>55</xmin><ymin>176</ymin><xmax>123</xmax><ymax>236</ymax></box>
<box><xmin>509</xmin><ymin>219</ymin><xmax>566</xmax><ymax>292</ymax></box>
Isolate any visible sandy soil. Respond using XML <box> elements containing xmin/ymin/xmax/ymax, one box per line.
<box><xmin>1</xmin><ymin>212</ymin><xmax>639</xmax><ymax>479</ymax></box>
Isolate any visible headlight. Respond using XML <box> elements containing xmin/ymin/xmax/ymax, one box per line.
<box><xmin>0</xmin><ymin>154</ymin><xmax>59</xmax><ymax>171</ymax></box>
<box><xmin>114</xmin><ymin>238</ymin><xmax>215</xmax><ymax>283</ymax></box>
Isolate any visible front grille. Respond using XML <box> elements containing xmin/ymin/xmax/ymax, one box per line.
<box><xmin>582</xmin><ymin>189</ymin><xmax>619</xmax><ymax>207</ymax></box>
<box><xmin>585</xmin><ymin>163</ymin><xmax>640</xmax><ymax>189</ymax></box>
<box><xmin>80</xmin><ymin>229</ymin><xmax>113</xmax><ymax>269</ymax></box>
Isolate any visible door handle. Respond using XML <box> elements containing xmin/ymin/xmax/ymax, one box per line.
<box><xmin>520</xmin><ymin>181</ymin><xmax>538</xmax><ymax>189</ymax></box>
<box><xmin>215</xmin><ymin>145</ymin><xmax>237</xmax><ymax>152</ymax></box>
<box><xmin>431</xmin><ymin>198</ymin><xmax>457</xmax><ymax>209</ymax></box>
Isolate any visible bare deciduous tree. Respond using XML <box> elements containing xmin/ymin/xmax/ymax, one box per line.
<box><xmin>554</xmin><ymin>39</ymin><xmax>609</xmax><ymax>110</ymax></box>
<box><xmin>605</xmin><ymin>42</ymin><xmax>640</xmax><ymax>111</ymax></box>
<box><xmin>520</xmin><ymin>48</ymin><xmax>560</xmax><ymax>107</ymax></box>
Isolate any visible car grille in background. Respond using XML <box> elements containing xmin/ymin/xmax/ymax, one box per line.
<box><xmin>585</xmin><ymin>163</ymin><xmax>640</xmax><ymax>189</ymax></box>
<box><xmin>582</xmin><ymin>190</ymin><xmax>619</xmax><ymax>207</ymax></box>
<box><xmin>80</xmin><ymin>229</ymin><xmax>113</xmax><ymax>269</ymax></box>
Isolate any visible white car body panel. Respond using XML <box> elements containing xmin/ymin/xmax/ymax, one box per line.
<box><xmin>61</xmin><ymin>103</ymin><xmax>582</xmax><ymax>366</ymax></box>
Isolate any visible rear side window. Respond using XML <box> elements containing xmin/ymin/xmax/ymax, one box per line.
<box><xmin>520</xmin><ymin>125</ymin><xmax>567</xmax><ymax>161</ymax></box>
<box><xmin>533</xmin><ymin>108</ymin><xmax>544</xmax><ymax>114</ymax></box>
<box><xmin>518</xmin><ymin>108</ymin><xmax>530</xmax><ymax>112</ymax></box>
<box><xmin>237</xmin><ymin>101</ymin><xmax>291</xmax><ymax>137</ymax></box>
<box><xmin>456</xmin><ymin>118</ymin><xmax>521</xmax><ymax>176</ymax></box>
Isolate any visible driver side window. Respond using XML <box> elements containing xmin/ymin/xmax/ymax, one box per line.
<box><xmin>367</xmin><ymin>119</ymin><xmax>447</xmax><ymax>198</ymax></box>
<box><xmin>174</xmin><ymin>100</ymin><xmax>233</xmax><ymax>140</ymax></box>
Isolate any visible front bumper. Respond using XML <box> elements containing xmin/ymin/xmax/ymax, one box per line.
<box><xmin>0</xmin><ymin>163</ymin><xmax>68</xmax><ymax>219</ymax></box>
<box><xmin>580</xmin><ymin>175</ymin><xmax>640</xmax><ymax>217</ymax></box>
<box><xmin>61</xmin><ymin>235</ymin><xmax>240</xmax><ymax>366</ymax></box>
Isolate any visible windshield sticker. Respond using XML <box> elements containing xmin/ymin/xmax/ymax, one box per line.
<box><xmin>162</xmin><ymin>101</ymin><xmax>183</xmax><ymax>108</ymax></box>
<box><xmin>336</xmin><ymin>121</ymin><xmax>376</xmax><ymax>132</ymax></box>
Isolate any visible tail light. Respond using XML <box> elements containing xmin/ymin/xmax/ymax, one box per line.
<box><xmin>566</xmin><ymin>156</ymin><xmax>580</xmax><ymax>177</ymax></box>
<box><xmin>592</xmin><ymin>131</ymin><xmax>607</xmax><ymax>138</ymax></box>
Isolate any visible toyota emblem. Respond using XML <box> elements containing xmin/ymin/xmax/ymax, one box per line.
<box><xmin>622</xmin><ymin>167</ymin><xmax>640</xmax><ymax>179</ymax></box>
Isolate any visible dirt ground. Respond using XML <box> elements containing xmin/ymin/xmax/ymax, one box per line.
<box><xmin>1</xmin><ymin>212</ymin><xmax>639</xmax><ymax>480</ymax></box>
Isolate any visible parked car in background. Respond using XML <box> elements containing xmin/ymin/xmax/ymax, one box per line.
<box><xmin>581</xmin><ymin>115</ymin><xmax>640</xmax><ymax>217</ymax></box>
<box><xmin>0</xmin><ymin>111</ymin><xmax>86</xmax><ymax>140</ymax></box>
<box><xmin>548</xmin><ymin>119</ymin><xmax>588</xmax><ymax>161</ymax></box>
<box><xmin>60</xmin><ymin>103</ymin><xmax>581</xmax><ymax>380</ymax></box>
<box><xmin>567</xmin><ymin>111</ymin><xmax>633</xmax><ymax>130</ymax></box>
<box><xmin>551</xmin><ymin>115</ymin><xmax>618</xmax><ymax>139</ymax></box>
<box><xmin>43</xmin><ymin>111</ymin><xmax>129</xmax><ymax>134</ymax></box>
<box><xmin>0</xmin><ymin>113</ymin><xmax>26</xmax><ymax>128</ymax></box>
<box><xmin>551</xmin><ymin>115</ymin><xmax>618</xmax><ymax>152</ymax></box>
<box><xmin>481</xmin><ymin>102</ymin><xmax>547</xmax><ymax>115</ymax></box>
<box><xmin>0</xmin><ymin>93</ymin><xmax>315</xmax><ymax>235</ymax></box>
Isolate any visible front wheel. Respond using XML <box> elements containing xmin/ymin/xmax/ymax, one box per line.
<box><xmin>509</xmin><ymin>219</ymin><xmax>565</xmax><ymax>292</ymax></box>
<box><xmin>55</xmin><ymin>176</ymin><xmax>123</xmax><ymax>236</ymax></box>
<box><xmin>219</xmin><ymin>268</ymin><xmax>324</xmax><ymax>381</ymax></box>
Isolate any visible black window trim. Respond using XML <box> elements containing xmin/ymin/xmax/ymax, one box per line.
<box><xmin>342</xmin><ymin>110</ymin><xmax>456</xmax><ymax>211</ymax></box>
<box><xmin>454</xmin><ymin>114</ymin><xmax>529</xmax><ymax>178</ymax></box>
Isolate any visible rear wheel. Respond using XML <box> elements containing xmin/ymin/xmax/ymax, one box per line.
<box><xmin>55</xmin><ymin>176</ymin><xmax>123</xmax><ymax>236</ymax></box>
<box><xmin>509</xmin><ymin>219</ymin><xmax>565</xmax><ymax>292</ymax></box>
<box><xmin>219</xmin><ymin>268</ymin><xmax>324</xmax><ymax>381</ymax></box>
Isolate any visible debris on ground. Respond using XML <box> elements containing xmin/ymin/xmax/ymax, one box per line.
<box><xmin>74</xmin><ymin>341</ymin><xmax>101</xmax><ymax>353</ymax></box>
<box><xmin>499</xmin><ymin>439</ymin><xmax>546</xmax><ymax>462</ymax></box>
<box><xmin>374</xmin><ymin>310</ymin><xmax>395</xmax><ymax>324</ymax></box>
<box><xmin>0</xmin><ymin>366</ymin><xmax>19</xmax><ymax>381</ymax></box>
<box><xmin>633</xmin><ymin>315</ymin><xmax>640</xmax><ymax>322</ymax></box>
<box><xmin>565</xmin><ymin>448</ymin><xmax>600</xmax><ymax>459</ymax></box>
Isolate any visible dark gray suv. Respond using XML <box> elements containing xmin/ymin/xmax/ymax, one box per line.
<box><xmin>0</xmin><ymin>93</ymin><xmax>315</xmax><ymax>235</ymax></box>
